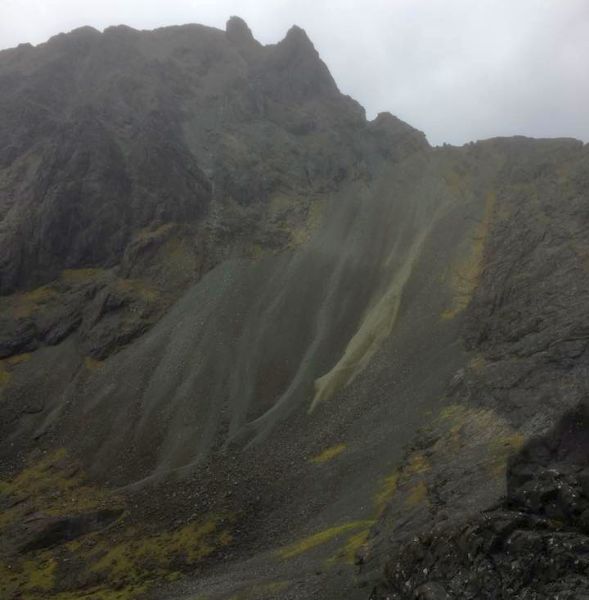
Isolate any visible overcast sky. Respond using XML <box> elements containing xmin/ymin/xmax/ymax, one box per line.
<box><xmin>1</xmin><ymin>0</ymin><xmax>587</xmax><ymax>146</ymax></box>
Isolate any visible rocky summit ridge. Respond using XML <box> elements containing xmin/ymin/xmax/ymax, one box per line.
<box><xmin>0</xmin><ymin>17</ymin><xmax>588</xmax><ymax>600</ymax></box>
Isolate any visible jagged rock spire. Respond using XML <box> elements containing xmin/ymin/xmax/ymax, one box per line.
<box><xmin>226</xmin><ymin>16</ymin><xmax>256</xmax><ymax>46</ymax></box>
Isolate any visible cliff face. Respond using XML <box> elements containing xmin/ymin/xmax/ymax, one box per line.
<box><xmin>0</xmin><ymin>17</ymin><xmax>588</xmax><ymax>600</ymax></box>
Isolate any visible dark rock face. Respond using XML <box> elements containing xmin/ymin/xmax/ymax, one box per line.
<box><xmin>369</xmin><ymin>409</ymin><xmax>589</xmax><ymax>599</ymax></box>
<box><xmin>19</xmin><ymin>508</ymin><xmax>123</xmax><ymax>552</ymax></box>
<box><xmin>0</xmin><ymin>16</ymin><xmax>588</xmax><ymax>600</ymax></box>
<box><xmin>0</xmin><ymin>16</ymin><xmax>394</xmax><ymax>365</ymax></box>
<box><xmin>0</xmin><ymin>71</ymin><xmax>211</xmax><ymax>293</ymax></box>
<box><xmin>0</xmin><ymin>17</ymin><xmax>372</xmax><ymax>295</ymax></box>
<box><xmin>364</xmin><ymin>139</ymin><xmax>589</xmax><ymax>599</ymax></box>
<box><xmin>226</xmin><ymin>16</ymin><xmax>258</xmax><ymax>47</ymax></box>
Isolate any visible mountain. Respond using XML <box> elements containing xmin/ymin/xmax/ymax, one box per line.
<box><xmin>0</xmin><ymin>16</ymin><xmax>588</xmax><ymax>600</ymax></box>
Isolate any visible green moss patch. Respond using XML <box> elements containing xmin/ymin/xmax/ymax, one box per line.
<box><xmin>0</xmin><ymin>450</ymin><xmax>235</xmax><ymax>600</ymax></box>
<box><xmin>277</xmin><ymin>520</ymin><xmax>374</xmax><ymax>560</ymax></box>
<box><xmin>309</xmin><ymin>443</ymin><xmax>346</xmax><ymax>464</ymax></box>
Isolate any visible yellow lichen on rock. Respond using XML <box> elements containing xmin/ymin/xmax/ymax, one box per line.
<box><xmin>133</xmin><ymin>223</ymin><xmax>175</xmax><ymax>242</ymax></box>
<box><xmin>114</xmin><ymin>278</ymin><xmax>159</xmax><ymax>303</ymax></box>
<box><xmin>90</xmin><ymin>514</ymin><xmax>233</xmax><ymax>585</ymax></box>
<box><xmin>0</xmin><ymin>553</ymin><xmax>57</xmax><ymax>598</ymax></box>
<box><xmin>84</xmin><ymin>356</ymin><xmax>105</xmax><ymax>371</ymax></box>
<box><xmin>229</xmin><ymin>580</ymin><xmax>290</xmax><ymax>599</ymax></box>
<box><xmin>404</xmin><ymin>481</ymin><xmax>428</xmax><ymax>508</ymax></box>
<box><xmin>37</xmin><ymin>583</ymin><xmax>149</xmax><ymax>600</ymax></box>
<box><xmin>3</xmin><ymin>456</ymin><xmax>115</xmax><ymax>537</ymax></box>
<box><xmin>277</xmin><ymin>520</ymin><xmax>375</xmax><ymax>559</ymax></box>
<box><xmin>11</xmin><ymin>284</ymin><xmax>58</xmax><ymax>319</ymax></box>
<box><xmin>0</xmin><ymin>449</ymin><xmax>119</xmax><ymax>522</ymax></box>
<box><xmin>373</xmin><ymin>452</ymin><xmax>429</xmax><ymax>516</ymax></box>
<box><xmin>311</xmin><ymin>225</ymin><xmax>434</xmax><ymax>411</ymax></box>
<box><xmin>441</xmin><ymin>191</ymin><xmax>496</xmax><ymax>319</ymax></box>
<box><xmin>469</xmin><ymin>354</ymin><xmax>486</xmax><ymax>371</ymax></box>
<box><xmin>61</xmin><ymin>268</ymin><xmax>106</xmax><ymax>283</ymax></box>
<box><xmin>325</xmin><ymin>527</ymin><xmax>373</xmax><ymax>566</ymax></box>
<box><xmin>289</xmin><ymin>198</ymin><xmax>325</xmax><ymax>248</ymax></box>
<box><xmin>6</xmin><ymin>352</ymin><xmax>32</xmax><ymax>366</ymax></box>
<box><xmin>0</xmin><ymin>449</ymin><xmax>236</xmax><ymax>599</ymax></box>
<box><xmin>443</xmin><ymin>168</ymin><xmax>470</xmax><ymax>195</ymax></box>
<box><xmin>309</xmin><ymin>443</ymin><xmax>346</xmax><ymax>464</ymax></box>
<box><xmin>436</xmin><ymin>403</ymin><xmax>526</xmax><ymax>479</ymax></box>
<box><xmin>0</xmin><ymin>355</ymin><xmax>29</xmax><ymax>396</ymax></box>
<box><xmin>404</xmin><ymin>452</ymin><xmax>430</xmax><ymax>476</ymax></box>
<box><xmin>0</xmin><ymin>450</ymin><xmax>130</xmax><ymax>599</ymax></box>
<box><xmin>374</xmin><ymin>470</ymin><xmax>399</xmax><ymax>515</ymax></box>
<box><xmin>487</xmin><ymin>432</ymin><xmax>526</xmax><ymax>478</ymax></box>
<box><xmin>331</xmin><ymin>453</ymin><xmax>430</xmax><ymax>568</ymax></box>
<box><xmin>21</xmin><ymin>556</ymin><xmax>57</xmax><ymax>594</ymax></box>
<box><xmin>0</xmin><ymin>361</ymin><xmax>11</xmax><ymax>387</ymax></box>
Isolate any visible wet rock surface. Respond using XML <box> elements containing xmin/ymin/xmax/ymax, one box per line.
<box><xmin>369</xmin><ymin>409</ymin><xmax>589</xmax><ymax>599</ymax></box>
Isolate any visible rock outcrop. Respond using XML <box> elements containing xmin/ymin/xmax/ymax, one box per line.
<box><xmin>368</xmin><ymin>408</ymin><xmax>589</xmax><ymax>599</ymax></box>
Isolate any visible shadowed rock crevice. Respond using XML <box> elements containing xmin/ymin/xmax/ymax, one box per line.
<box><xmin>19</xmin><ymin>508</ymin><xmax>124</xmax><ymax>553</ymax></box>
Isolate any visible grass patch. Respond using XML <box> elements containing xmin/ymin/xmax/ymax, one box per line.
<box><xmin>89</xmin><ymin>515</ymin><xmax>233</xmax><ymax>586</ymax></box>
<box><xmin>277</xmin><ymin>520</ymin><xmax>374</xmax><ymax>559</ymax></box>
<box><xmin>0</xmin><ymin>450</ymin><xmax>235</xmax><ymax>599</ymax></box>
<box><xmin>0</xmin><ymin>362</ymin><xmax>11</xmax><ymax>387</ymax></box>
<box><xmin>84</xmin><ymin>357</ymin><xmax>104</xmax><ymax>371</ymax></box>
<box><xmin>309</xmin><ymin>443</ymin><xmax>346</xmax><ymax>464</ymax></box>
<box><xmin>487</xmin><ymin>432</ymin><xmax>526</xmax><ymax>478</ymax></box>
<box><xmin>404</xmin><ymin>481</ymin><xmax>428</xmax><ymax>508</ymax></box>
<box><xmin>0</xmin><ymin>353</ymin><xmax>33</xmax><ymax>389</ymax></box>
<box><xmin>289</xmin><ymin>199</ymin><xmax>325</xmax><ymax>248</ymax></box>
<box><xmin>114</xmin><ymin>279</ymin><xmax>159</xmax><ymax>303</ymax></box>
<box><xmin>6</xmin><ymin>353</ymin><xmax>32</xmax><ymax>366</ymax></box>
<box><xmin>441</xmin><ymin>190</ymin><xmax>495</xmax><ymax>319</ymax></box>
<box><xmin>326</xmin><ymin>527</ymin><xmax>372</xmax><ymax>566</ymax></box>
<box><xmin>374</xmin><ymin>471</ymin><xmax>399</xmax><ymax>515</ymax></box>
<box><xmin>133</xmin><ymin>223</ymin><xmax>175</xmax><ymax>242</ymax></box>
<box><xmin>437</xmin><ymin>404</ymin><xmax>526</xmax><ymax>478</ymax></box>
<box><xmin>227</xmin><ymin>580</ymin><xmax>290</xmax><ymax>599</ymax></box>
<box><xmin>404</xmin><ymin>453</ymin><xmax>430</xmax><ymax>476</ymax></box>
<box><xmin>0</xmin><ymin>449</ymin><xmax>121</xmax><ymax>529</ymax></box>
<box><xmin>21</xmin><ymin>556</ymin><xmax>57</xmax><ymax>593</ymax></box>
<box><xmin>11</xmin><ymin>285</ymin><xmax>58</xmax><ymax>319</ymax></box>
<box><xmin>61</xmin><ymin>269</ymin><xmax>106</xmax><ymax>284</ymax></box>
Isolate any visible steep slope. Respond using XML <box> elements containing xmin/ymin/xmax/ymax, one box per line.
<box><xmin>0</xmin><ymin>17</ymin><xmax>414</xmax><ymax>360</ymax></box>
<box><xmin>366</xmin><ymin>138</ymin><xmax>589</xmax><ymax>599</ymax></box>
<box><xmin>0</xmin><ymin>18</ymin><xmax>588</xmax><ymax>600</ymax></box>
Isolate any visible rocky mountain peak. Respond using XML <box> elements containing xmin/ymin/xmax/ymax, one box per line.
<box><xmin>279</xmin><ymin>24</ymin><xmax>322</xmax><ymax>62</ymax></box>
<box><xmin>284</xmin><ymin>24</ymin><xmax>313</xmax><ymax>46</ymax></box>
<box><xmin>256</xmin><ymin>23</ymin><xmax>340</xmax><ymax>104</ymax></box>
<box><xmin>368</xmin><ymin>111</ymin><xmax>430</xmax><ymax>156</ymax></box>
<box><xmin>225</xmin><ymin>15</ymin><xmax>257</xmax><ymax>47</ymax></box>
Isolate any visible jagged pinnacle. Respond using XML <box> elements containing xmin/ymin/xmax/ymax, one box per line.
<box><xmin>226</xmin><ymin>16</ymin><xmax>255</xmax><ymax>45</ymax></box>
